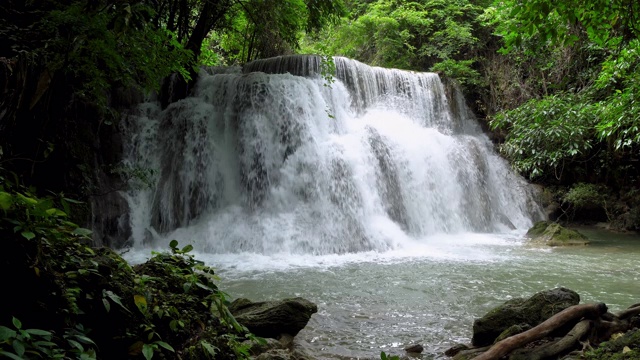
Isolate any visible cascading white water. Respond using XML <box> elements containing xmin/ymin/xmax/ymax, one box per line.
<box><xmin>121</xmin><ymin>55</ymin><xmax>543</xmax><ymax>254</ymax></box>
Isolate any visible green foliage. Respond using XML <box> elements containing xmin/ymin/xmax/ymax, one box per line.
<box><xmin>487</xmin><ymin>0</ymin><xmax>639</xmax><ymax>54</ymax></box>
<box><xmin>0</xmin><ymin>170</ymin><xmax>91</xmax><ymax>244</ymax></box>
<box><xmin>594</xmin><ymin>39</ymin><xmax>640</xmax><ymax>151</ymax></box>
<box><xmin>432</xmin><ymin>59</ymin><xmax>483</xmax><ymax>88</ymax></box>
<box><xmin>213</xmin><ymin>0</ymin><xmax>346</xmax><ymax>64</ymax></box>
<box><xmin>0</xmin><ymin>318</ymin><xmax>97</xmax><ymax>360</ymax></box>
<box><xmin>2</xmin><ymin>0</ymin><xmax>193</xmax><ymax>110</ymax></box>
<box><xmin>584</xmin><ymin>329</ymin><xmax>640</xmax><ymax>359</ymax></box>
<box><xmin>486</xmin><ymin>0</ymin><xmax>640</xmax><ymax>186</ymax></box>
<box><xmin>133</xmin><ymin>240</ymin><xmax>261</xmax><ymax>360</ymax></box>
<box><xmin>490</xmin><ymin>94</ymin><xmax>598</xmax><ymax>179</ymax></box>
<box><xmin>302</xmin><ymin>0</ymin><xmax>487</xmax><ymax>86</ymax></box>
<box><xmin>562</xmin><ymin>183</ymin><xmax>608</xmax><ymax>210</ymax></box>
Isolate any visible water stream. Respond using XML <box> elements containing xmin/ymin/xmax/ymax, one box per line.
<box><xmin>118</xmin><ymin>56</ymin><xmax>639</xmax><ymax>359</ymax></box>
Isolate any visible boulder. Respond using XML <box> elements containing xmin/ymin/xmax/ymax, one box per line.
<box><xmin>527</xmin><ymin>221</ymin><xmax>590</xmax><ymax>246</ymax></box>
<box><xmin>471</xmin><ymin>287</ymin><xmax>580</xmax><ymax>346</ymax></box>
<box><xmin>404</xmin><ymin>344</ymin><xmax>424</xmax><ymax>353</ymax></box>
<box><xmin>229</xmin><ymin>297</ymin><xmax>318</xmax><ymax>338</ymax></box>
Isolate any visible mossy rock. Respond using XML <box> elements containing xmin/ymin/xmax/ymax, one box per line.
<box><xmin>527</xmin><ymin>221</ymin><xmax>590</xmax><ymax>246</ymax></box>
<box><xmin>526</xmin><ymin>221</ymin><xmax>551</xmax><ymax>237</ymax></box>
<box><xmin>471</xmin><ymin>287</ymin><xmax>579</xmax><ymax>346</ymax></box>
<box><xmin>493</xmin><ymin>323</ymin><xmax>532</xmax><ymax>343</ymax></box>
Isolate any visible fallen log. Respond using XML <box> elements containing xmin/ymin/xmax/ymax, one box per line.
<box><xmin>473</xmin><ymin>303</ymin><xmax>607</xmax><ymax>360</ymax></box>
<box><xmin>617</xmin><ymin>305</ymin><xmax>640</xmax><ymax>320</ymax></box>
<box><xmin>508</xmin><ymin>319</ymin><xmax>592</xmax><ymax>360</ymax></box>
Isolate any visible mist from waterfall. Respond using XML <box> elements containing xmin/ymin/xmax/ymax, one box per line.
<box><xmin>121</xmin><ymin>55</ymin><xmax>544</xmax><ymax>255</ymax></box>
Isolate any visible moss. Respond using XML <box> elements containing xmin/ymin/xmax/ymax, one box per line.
<box><xmin>544</xmin><ymin>223</ymin><xmax>590</xmax><ymax>246</ymax></box>
<box><xmin>527</xmin><ymin>222</ymin><xmax>590</xmax><ymax>246</ymax></box>
<box><xmin>494</xmin><ymin>323</ymin><xmax>531</xmax><ymax>343</ymax></box>
<box><xmin>585</xmin><ymin>329</ymin><xmax>640</xmax><ymax>360</ymax></box>
<box><xmin>526</xmin><ymin>221</ymin><xmax>550</xmax><ymax>237</ymax></box>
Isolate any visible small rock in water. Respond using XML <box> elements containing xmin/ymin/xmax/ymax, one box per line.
<box><xmin>404</xmin><ymin>344</ymin><xmax>424</xmax><ymax>353</ymax></box>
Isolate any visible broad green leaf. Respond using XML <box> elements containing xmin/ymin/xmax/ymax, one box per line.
<box><xmin>12</xmin><ymin>339</ymin><xmax>25</xmax><ymax>357</ymax></box>
<box><xmin>21</xmin><ymin>231</ymin><xmax>36</xmax><ymax>240</ymax></box>
<box><xmin>201</xmin><ymin>341</ymin><xmax>217</xmax><ymax>356</ymax></box>
<box><xmin>75</xmin><ymin>335</ymin><xmax>96</xmax><ymax>345</ymax></box>
<box><xmin>0</xmin><ymin>326</ymin><xmax>16</xmax><ymax>341</ymax></box>
<box><xmin>142</xmin><ymin>344</ymin><xmax>154</xmax><ymax>360</ymax></box>
<box><xmin>169</xmin><ymin>240</ymin><xmax>178</xmax><ymax>249</ymax></box>
<box><xmin>0</xmin><ymin>192</ymin><xmax>12</xmax><ymax>210</ymax></box>
<box><xmin>154</xmin><ymin>341</ymin><xmax>174</xmax><ymax>352</ymax></box>
<box><xmin>25</xmin><ymin>329</ymin><xmax>51</xmax><ymax>336</ymax></box>
<box><xmin>0</xmin><ymin>350</ymin><xmax>24</xmax><ymax>360</ymax></box>
<box><xmin>12</xmin><ymin>317</ymin><xmax>22</xmax><ymax>329</ymax></box>
<box><xmin>17</xmin><ymin>193</ymin><xmax>37</xmax><ymax>205</ymax></box>
<box><xmin>169</xmin><ymin>320</ymin><xmax>178</xmax><ymax>332</ymax></box>
<box><xmin>72</xmin><ymin>228</ymin><xmax>93</xmax><ymax>237</ymax></box>
<box><xmin>104</xmin><ymin>290</ymin><xmax>131</xmax><ymax>313</ymax></box>
<box><xmin>33</xmin><ymin>340</ymin><xmax>57</xmax><ymax>346</ymax></box>
<box><xmin>181</xmin><ymin>244</ymin><xmax>193</xmax><ymax>253</ymax></box>
<box><xmin>68</xmin><ymin>339</ymin><xmax>84</xmax><ymax>351</ymax></box>
<box><xmin>134</xmin><ymin>294</ymin><xmax>148</xmax><ymax>314</ymax></box>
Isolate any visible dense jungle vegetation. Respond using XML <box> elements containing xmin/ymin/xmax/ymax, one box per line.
<box><xmin>1</xmin><ymin>0</ymin><xmax>639</xmax><ymax>358</ymax></box>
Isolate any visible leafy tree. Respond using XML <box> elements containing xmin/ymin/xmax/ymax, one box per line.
<box><xmin>301</xmin><ymin>0</ymin><xmax>490</xmax><ymax>88</ymax></box>
<box><xmin>212</xmin><ymin>0</ymin><xmax>346</xmax><ymax>64</ymax></box>
<box><xmin>486</xmin><ymin>0</ymin><xmax>640</xmax><ymax>187</ymax></box>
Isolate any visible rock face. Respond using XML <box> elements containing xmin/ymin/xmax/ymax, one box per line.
<box><xmin>471</xmin><ymin>287</ymin><xmax>580</xmax><ymax>346</ymax></box>
<box><xmin>229</xmin><ymin>297</ymin><xmax>318</xmax><ymax>338</ymax></box>
<box><xmin>527</xmin><ymin>221</ymin><xmax>590</xmax><ymax>246</ymax></box>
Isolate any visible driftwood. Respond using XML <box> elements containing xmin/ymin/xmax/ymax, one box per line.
<box><xmin>509</xmin><ymin>319</ymin><xmax>593</xmax><ymax>360</ymax></box>
<box><xmin>446</xmin><ymin>297</ymin><xmax>640</xmax><ymax>360</ymax></box>
<box><xmin>617</xmin><ymin>305</ymin><xmax>640</xmax><ymax>320</ymax></box>
<box><xmin>472</xmin><ymin>303</ymin><xmax>608</xmax><ymax>360</ymax></box>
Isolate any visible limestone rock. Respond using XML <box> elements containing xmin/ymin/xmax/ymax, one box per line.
<box><xmin>230</xmin><ymin>297</ymin><xmax>318</xmax><ymax>338</ymax></box>
<box><xmin>527</xmin><ymin>221</ymin><xmax>590</xmax><ymax>246</ymax></box>
<box><xmin>471</xmin><ymin>287</ymin><xmax>580</xmax><ymax>346</ymax></box>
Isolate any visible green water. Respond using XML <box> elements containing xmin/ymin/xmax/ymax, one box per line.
<box><xmin>200</xmin><ymin>228</ymin><xmax>640</xmax><ymax>359</ymax></box>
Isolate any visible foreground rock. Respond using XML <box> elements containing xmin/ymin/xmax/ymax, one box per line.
<box><xmin>472</xmin><ymin>287</ymin><xmax>579</xmax><ymax>346</ymax></box>
<box><xmin>447</xmin><ymin>288</ymin><xmax>640</xmax><ymax>360</ymax></box>
<box><xmin>527</xmin><ymin>221</ymin><xmax>590</xmax><ymax>246</ymax></box>
<box><xmin>230</xmin><ymin>297</ymin><xmax>318</xmax><ymax>338</ymax></box>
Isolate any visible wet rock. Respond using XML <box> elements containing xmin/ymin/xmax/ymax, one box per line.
<box><xmin>230</xmin><ymin>297</ymin><xmax>318</xmax><ymax>338</ymax></box>
<box><xmin>527</xmin><ymin>221</ymin><xmax>590</xmax><ymax>246</ymax></box>
<box><xmin>404</xmin><ymin>344</ymin><xmax>424</xmax><ymax>353</ymax></box>
<box><xmin>444</xmin><ymin>343</ymin><xmax>469</xmax><ymax>357</ymax></box>
<box><xmin>493</xmin><ymin>323</ymin><xmax>532</xmax><ymax>343</ymax></box>
<box><xmin>244</xmin><ymin>338</ymin><xmax>283</xmax><ymax>356</ymax></box>
<box><xmin>471</xmin><ymin>287</ymin><xmax>580</xmax><ymax>346</ymax></box>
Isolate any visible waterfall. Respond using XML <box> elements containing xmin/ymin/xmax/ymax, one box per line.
<box><xmin>120</xmin><ymin>55</ymin><xmax>544</xmax><ymax>254</ymax></box>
